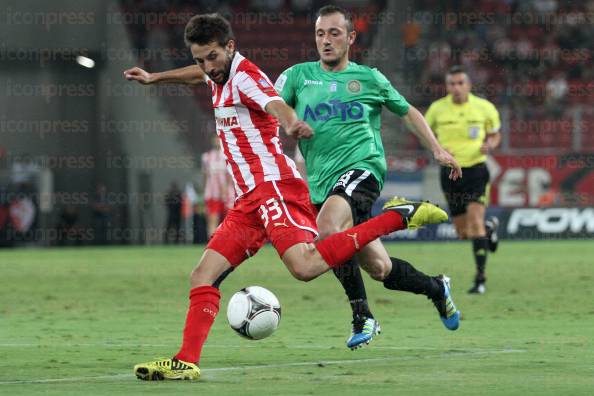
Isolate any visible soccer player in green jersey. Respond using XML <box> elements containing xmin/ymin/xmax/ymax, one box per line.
<box><xmin>275</xmin><ymin>6</ymin><xmax>463</xmax><ymax>348</ymax></box>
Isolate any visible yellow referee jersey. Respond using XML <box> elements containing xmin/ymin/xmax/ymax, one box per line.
<box><xmin>425</xmin><ymin>93</ymin><xmax>501</xmax><ymax>168</ymax></box>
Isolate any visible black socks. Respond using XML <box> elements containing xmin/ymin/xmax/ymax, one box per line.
<box><xmin>333</xmin><ymin>258</ymin><xmax>373</xmax><ymax>319</ymax></box>
<box><xmin>383</xmin><ymin>257</ymin><xmax>443</xmax><ymax>300</ymax></box>
<box><xmin>472</xmin><ymin>237</ymin><xmax>489</xmax><ymax>282</ymax></box>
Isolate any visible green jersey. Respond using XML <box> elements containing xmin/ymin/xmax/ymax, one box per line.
<box><xmin>275</xmin><ymin>61</ymin><xmax>410</xmax><ymax>204</ymax></box>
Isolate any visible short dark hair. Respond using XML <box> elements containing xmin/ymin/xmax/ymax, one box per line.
<box><xmin>317</xmin><ymin>5</ymin><xmax>354</xmax><ymax>32</ymax></box>
<box><xmin>184</xmin><ymin>13</ymin><xmax>234</xmax><ymax>47</ymax></box>
<box><xmin>447</xmin><ymin>65</ymin><xmax>467</xmax><ymax>76</ymax></box>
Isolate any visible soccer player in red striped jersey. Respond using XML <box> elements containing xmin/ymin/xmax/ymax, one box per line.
<box><xmin>124</xmin><ymin>13</ymin><xmax>455</xmax><ymax>381</ymax></box>
<box><xmin>202</xmin><ymin>136</ymin><xmax>235</xmax><ymax>237</ymax></box>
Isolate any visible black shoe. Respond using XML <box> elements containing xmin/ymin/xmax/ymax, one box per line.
<box><xmin>468</xmin><ymin>275</ymin><xmax>486</xmax><ymax>295</ymax></box>
<box><xmin>468</xmin><ymin>282</ymin><xmax>486</xmax><ymax>294</ymax></box>
<box><xmin>485</xmin><ymin>216</ymin><xmax>499</xmax><ymax>253</ymax></box>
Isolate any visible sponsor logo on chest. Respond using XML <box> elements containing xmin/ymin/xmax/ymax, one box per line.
<box><xmin>304</xmin><ymin>99</ymin><xmax>364</xmax><ymax>122</ymax></box>
<box><xmin>214</xmin><ymin>106</ymin><xmax>240</xmax><ymax>131</ymax></box>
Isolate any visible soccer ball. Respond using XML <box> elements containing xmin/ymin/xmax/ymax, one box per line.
<box><xmin>226</xmin><ymin>286</ymin><xmax>281</xmax><ymax>340</ymax></box>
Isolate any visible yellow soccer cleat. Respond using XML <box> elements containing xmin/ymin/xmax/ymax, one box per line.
<box><xmin>383</xmin><ymin>196</ymin><xmax>448</xmax><ymax>229</ymax></box>
<box><xmin>134</xmin><ymin>358</ymin><xmax>200</xmax><ymax>381</ymax></box>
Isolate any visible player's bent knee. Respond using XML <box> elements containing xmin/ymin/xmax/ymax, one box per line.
<box><xmin>291</xmin><ymin>269</ymin><xmax>316</xmax><ymax>282</ymax></box>
<box><xmin>284</xmin><ymin>258</ymin><xmax>318</xmax><ymax>282</ymax></box>
<box><xmin>362</xmin><ymin>259</ymin><xmax>390</xmax><ymax>281</ymax></box>
<box><xmin>282</xmin><ymin>243</ymin><xmax>326</xmax><ymax>282</ymax></box>
<box><xmin>367</xmin><ymin>270</ymin><xmax>385</xmax><ymax>282</ymax></box>
<box><xmin>285</xmin><ymin>262</ymin><xmax>317</xmax><ymax>282</ymax></box>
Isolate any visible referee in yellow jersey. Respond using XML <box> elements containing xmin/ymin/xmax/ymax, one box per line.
<box><xmin>425</xmin><ymin>66</ymin><xmax>501</xmax><ymax>294</ymax></box>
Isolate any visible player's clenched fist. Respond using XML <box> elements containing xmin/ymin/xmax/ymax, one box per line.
<box><xmin>287</xmin><ymin>120</ymin><xmax>313</xmax><ymax>139</ymax></box>
<box><xmin>123</xmin><ymin>67</ymin><xmax>154</xmax><ymax>84</ymax></box>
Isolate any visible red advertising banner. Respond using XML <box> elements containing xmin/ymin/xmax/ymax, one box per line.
<box><xmin>490</xmin><ymin>154</ymin><xmax>594</xmax><ymax>207</ymax></box>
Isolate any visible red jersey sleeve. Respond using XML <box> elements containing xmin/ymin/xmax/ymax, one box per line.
<box><xmin>236</xmin><ymin>70</ymin><xmax>283</xmax><ymax>112</ymax></box>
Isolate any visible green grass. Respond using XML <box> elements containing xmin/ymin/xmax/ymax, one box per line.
<box><xmin>1</xmin><ymin>241</ymin><xmax>594</xmax><ymax>395</ymax></box>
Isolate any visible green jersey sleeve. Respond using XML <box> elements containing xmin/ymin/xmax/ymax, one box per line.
<box><xmin>372</xmin><ymin>68</ymin><xmax>410</xmax><ymax>117</ymax></box>
<box><xmin>274</xmin><ymin>66</ymin><xmax>297</xmax><ymax>107</ymax></box>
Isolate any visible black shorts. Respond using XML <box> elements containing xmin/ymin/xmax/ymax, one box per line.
<box><xmin>440</xmin><ymin>162</ymin><xmax>490</xmax><ymax>217</ymax></box>
<box><xmin>315</xmin><ymin>169</ymin><xmax>380</xmax><ymax>225</ymax></box>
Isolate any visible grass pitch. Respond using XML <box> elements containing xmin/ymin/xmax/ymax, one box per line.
<box><xmin>1</xmin><ymin>240</ymin><xmax>594</xmax><ymax>395</ymax></box>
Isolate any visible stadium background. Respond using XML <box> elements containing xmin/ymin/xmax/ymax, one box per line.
<box><xmin>1</xmin><ymin>0</ymin><xmax>593</xmax><ymax>246</ymax></box>
<box><xmin>2</xmin><ymin>1</ymin><xmax>594</xmax><ymax>394</ymax></box>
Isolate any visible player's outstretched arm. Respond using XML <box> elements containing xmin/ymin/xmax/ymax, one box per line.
<box><xmin>123</xmin><ymin>65</ymin><xmax>205</xmax><ymax>85</ymax></box>
<box><xmin>403</xmin><ymin>105</ymin><xmax>463</xmax><ymax>180</ymax></box>
<box><xmin>265</xmin><ymin>100</ymin><xmax>313</xmax><ymax>140</ymax></box>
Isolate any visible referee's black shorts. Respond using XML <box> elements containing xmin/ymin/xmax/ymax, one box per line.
<box><xmin>315</xmin><ymin>169</ymin><xmax>380</xmax><ymax>225</ymax></box>
<box><xmin>440</xmin><ymin>162</ymin><xmax>490</xmax><ymax>217</ymax></box>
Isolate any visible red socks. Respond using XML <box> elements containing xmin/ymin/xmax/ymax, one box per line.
<box><xmin>175</xmin><ymin>286</ymin><xmax>221</xmax><ymax>364</ymax></box>
<box><xmin>316</xmin><ymin>211</ymin><xmax>405</xmax><ymax>268</ymax></box>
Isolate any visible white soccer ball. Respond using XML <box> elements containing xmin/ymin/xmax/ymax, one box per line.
<box><xmin>226</xmin><ymin>286</ymin><xmax>281</xmax><ymax>340</ymax></box>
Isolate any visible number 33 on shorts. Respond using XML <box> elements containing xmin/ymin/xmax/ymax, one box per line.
<box><xmin>259</xmin><ymin>198</ymin><xmax>287</xmax><ymax>228</ymax></box>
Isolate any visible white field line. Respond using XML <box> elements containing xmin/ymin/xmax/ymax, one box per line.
<box><xmin>0</xmin><ymin>348</ymin><xmax>525</xmax><ymax>385</ymax></box>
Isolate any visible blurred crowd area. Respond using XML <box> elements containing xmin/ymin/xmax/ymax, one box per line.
<box><xmin>120</xmin><ymin>0</ymin><xmax>385</xmax><ymax>72</ymax></box>
<box><xmin>406</xmin><ymin>0</ymin><xmax>594</xmax><ymax>152</ymax></box>
<box><xmin>118</xmin><ymin>0</ymin><xmax>593</xmax><ymax>153</ymax></box>
<box><xmin>409</xmin><ymin>0</ymin><xmax>594</xmax><ymax>108</ymax></box>
<box><xmin>2</xmin><ymin>0</ymin><xmax>592</xmax><ymax>247</ymax></box>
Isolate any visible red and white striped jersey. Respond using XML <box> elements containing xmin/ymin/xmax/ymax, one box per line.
<box><xmin>206</xmin><ymin>52</ymin><xmax>301</xmax><ymax>198</ymax></box>
<box><xmin>201</xmin><ymin>148</ymin><xmax>234</xmax><ymax>203</ymax></box>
